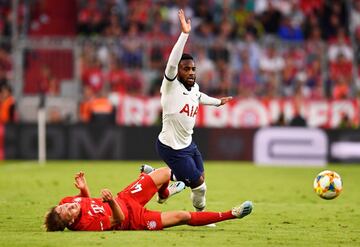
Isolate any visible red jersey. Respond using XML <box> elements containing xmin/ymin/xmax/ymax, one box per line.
<box><xmin>59</xmin><ymin>174</ymin><xmax>163</xmax><ymax>231</ymax></box>
<box><xmin>59</xmin><ymin>197</ymin><xmax>113</xmax><ymax>231</ymax></box>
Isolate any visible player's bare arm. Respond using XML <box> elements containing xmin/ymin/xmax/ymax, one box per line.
<box><xmin>219</xmin><ymin>96</ymin><xmax>233</xmax><ymax>106</ymax></box>
<box><xmin>101</xmin><ymin>189</ymin><xmax>125</xmax><ymax>225</ymax></box>
<box><xmin>74</xmin><ymin>171</ymin><xmax>91</xmax><ymax>197</ymax></box>
<box><xmin>178</xmin><ymin>9</ymin><xmax>191</xmax><ymax>34</ymax></box>
<box><xmin>163</xmin><ymin>9</ymin><xmax>191</xmax><ymax>81</ymax></box>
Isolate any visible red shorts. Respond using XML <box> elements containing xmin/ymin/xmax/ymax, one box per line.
<box><xmin>116</xmin><ymin>174</ymin><xmax>163</xmax><ymax>230</ymax></box>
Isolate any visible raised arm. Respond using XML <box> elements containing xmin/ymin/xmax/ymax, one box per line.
<box><xmin>164</xmin><ymin>9</ymin><xmax>191</xmax><ymax>80</ymax></box>
<box><xmin>101</xmin><ymin>189</ymin><xmax>125</xmax><ymax>225</ymax></box>
<box><xmin>74</xmin><ymin>171</ymin><xmax>91</xmax><ymax>197</ymax></box>
<box><xmin>178</xmin><ymin>9</ymin><xmax>191</xmax><ymax>34</ymax></box>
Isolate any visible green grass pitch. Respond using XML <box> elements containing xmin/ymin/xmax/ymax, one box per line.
<box><xmin>0</xmin><ymin>161</ymin><xmax>359</xmax><ymax>247</ymax></box>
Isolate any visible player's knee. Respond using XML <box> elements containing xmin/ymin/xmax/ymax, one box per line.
<box><xmin>149</xmin><ymin>167</ymin><xmax>171</xmax><ymax>187</ymax></box>
<box><xmin>191</xmin><ymin>182</ymin><xmax>207</xmax><ymax>210</ymax></box>
<box><xmin>189</xmin><ymin>176</ymin><xmax>204</xmax><ymax>189</ymax></box>
<box><xmin>175</xmin><ymin>211</ymin><xmax>191</xmax><ymax>224</ymax></box>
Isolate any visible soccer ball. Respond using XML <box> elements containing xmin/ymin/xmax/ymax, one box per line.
<box><xmin>313</xmin><ymin>170</ymin><xmax>343</xmax><ymax>200</ymax></box>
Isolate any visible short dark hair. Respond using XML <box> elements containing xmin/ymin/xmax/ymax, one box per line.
<box><xmin>44</xmin><ymin>206</ymin><xmax>67</xmax><ymax>231</ymax></box>
<box><xmin>180</xmin><ymin>53</ymin><xmax>193</xmax><ymax>61</ymax></box>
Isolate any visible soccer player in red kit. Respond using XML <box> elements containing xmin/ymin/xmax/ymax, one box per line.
<box><xmin>44</xmin><ymin>168</ymin><xmax>253</xmax><ymax>231</ymax></box>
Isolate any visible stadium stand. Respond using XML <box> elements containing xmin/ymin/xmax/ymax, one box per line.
<box><xmin>2</xmin><ymin>0</ymin><xmax>359</xmax><ymax>125</ymax></box>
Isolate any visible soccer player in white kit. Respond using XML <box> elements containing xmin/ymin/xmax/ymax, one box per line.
<box><xmin>145</xmin><ymin>10</ymin><xmax>232</xmax><ymax>222</ymax></box>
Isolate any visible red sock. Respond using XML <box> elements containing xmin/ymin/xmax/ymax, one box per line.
<box><xmin>188</xmin><ymin>211</ymin><xmax>235</xmax><ymax>226</ymax></box>
<box><xmin>157</xmin><ymin>181</ymin><xmax>169</xmax><ymax>199</ymax></box>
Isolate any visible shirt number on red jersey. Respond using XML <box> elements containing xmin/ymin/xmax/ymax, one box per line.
<box><xmin>91</xmin><ymin>204</ymin><xmax>105</xmax><ymax>214</ymax></box>
<box><xmin>130</xmin><ymin>182</ymin><xmax>143</xmax><ymax>194</ymax></box>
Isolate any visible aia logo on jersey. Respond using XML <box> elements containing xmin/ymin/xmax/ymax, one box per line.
<box><xmin>180</xmin><ymin>104</ymin><xmax>198</xmax><ymax>117</ymax></box>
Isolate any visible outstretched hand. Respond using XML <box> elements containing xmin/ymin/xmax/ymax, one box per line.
<box><xmin>178</xmin><ymin>9</ymin><xmax>191</xmax><ymax>33</ymax></box>
<box><xmin>219</xmin><ymin>96</ymin><xmax>233</xmax><ymax>106</ymax></box>
<box><xmin>74</xmin><ymin>171</ymin><xmax>87</xmax><ymax>190</ymax></box>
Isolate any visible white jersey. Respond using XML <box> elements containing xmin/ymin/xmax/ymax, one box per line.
<box><xmin>158</xmin><ymin>32</ymin><xmax>221</xmax><ymax>150</ymax></box>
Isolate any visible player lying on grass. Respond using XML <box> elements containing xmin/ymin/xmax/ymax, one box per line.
<box><xmin>44</xmin><ymin>168</ymin><xmax>253</xmax><ymax>231</ymax></box>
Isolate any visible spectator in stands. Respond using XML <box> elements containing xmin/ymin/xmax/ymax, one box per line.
<box><xmin>232</xmin><ymin>1</ymin><xmax>252</xmax><ymax>38</ymax></box>
<box><xmin>304</xmin><ymin>59</ymin><xmax>323</xmax><ymax>99</ymax></box>
<box><xmin>121</xmin><ymin>22</ymin><xmax>144</xmax><ymax>68</ymax></box>
<box><xmin>103</xmin><ymin>13</ymin><xmax>123</xmax><ymax>37</ymax></box>
<box><xmin>48</xmin><ymin>106</ymin><xmax>63</xmax><ymax>124</ymax></box>
<box><xmin>217</xmin><ymin>19</ymin><xmax>236</xmax><ymax>41</ymax></box>
<box><xmin>337</xmin><ymin>112</ymin><xmax>355</xmax><ymax>129</ymax></box>
<box><xmin>277</xmin><ymin>16</ymin><xmax>304</xmax><ymax>42</ymax></box>
<box><xmin>281</xmin><ymin>58</ymin><xmax>297</xmax><ymax>97</ymax></box>
<box><xmin>329</xmin><ymin>53</ymin><xmax>352</xmax><ymax>83</ymax></box>
<box><xmin>299</xmin><ymin>0</ymin><xmax>324</xmax><ymax>17</ymax></box>
<box><xmin>303</xmin><ymin>11</ymin><xmax>321</xmax><ymax>40</ymax></box>
<box><xmin>332</xmin><ymin>76</ymin><xmax>350</xmax><ymax>100</ymax></box>
<box><xmin>305</xmin><ymin>27</ymin><xmax>325</xmax><ymax>61</ymax></box>
<box><xmin>236</xmin><ymin>60</ymin><xmax>257</xmax><ymax>97</ymax></box>
<box><xmin>289</xmin><ymin>103</ymin><xmax>307</xmax><ymax>127</ymax></box>
<box><xmin>125</xmin><ymin>68</ymin><xmax>144</xmax><ymax>96</ymax></box>
<box><xmin>233</xmin><ymin>32</ymin><xmax>260</xmax><ymax>72</ymax></box>
<box><xmin>194</xmin><ymin>47</ymin><xmax>216</xmax><ymax>94</ymax></box>
<box><xmin>146</xmin><ymin>21</ymin><xmax>172</xmax><ymax>70</ymax></box>
<box><xmin>79</xmin><ymin>85</ymin><xmax>95</xmax><ymax>123</ymax></box>
<box><xmin>214</xmin><ymin>59</ymin><xmax>233</xmax><ymax>96</ymax></box>
<box><xmin>192</xmin><ymin>0</ymin><xmax>215</xmax><ymax>27</ymax></box>
<box><xmin>259</xmin><ymin>45</ymin><xmax>285</xmax><ymax>74</ymax></box>
<box><xmin>77</xmin><ymin>0</ymin><xmax>105</xmax><ymax>35</ymax></box>
<box><xmin>39</xmin><ymin>65</ymin><xmax>60</xmax><ymax>96</ymax></box>
<box><xmin>328</xmin><ymin>28</ymin><xmax>352</xmax><ymax>62</ymax></box>
<box><xmin>208</xmin><ymin>37</ymin><xmax>230</xmax><ymax>65</ymax></box>
<box><xmin>321</xmin><ymin>0</ymin><xmax>348</xmax><ymax>40</ymax></box>
<box><xmin>239</xmin><ymin>13</ymin><xmax>264</xmax><ymax>39</ymax></box>
<box><xmin>81</xmin><ymin>58</ymin><xmax>104</xmax><ymax>93</ymax></box>
<box><xmin>88</xmin><ymin>92</ymin><xmax>115</xmax><ymax>124</ymax></box>
<box><xmin>261</xmin><ymin>73</ymin><xmax>280</xmax><ymax>99</ymax></box>
<box><xmin>272</xmin><ymin>112</ymin><xmax>286</xmax><ymax>126</ymax></box>
<box><xmin>194</xmin><ymin>20</ymin><xmax>215</xmax><ymax>41</ymax></box>
<box><xmin>147</xmin><ymin>2</ymin><xmax>171</xmax><ymax>35</ymax></box>
<box><xmin>259</xmin><ymin>1</ymin><xmax>283</xmax><ymax>35</ymax></box>
<box><xmin>0</xmin><ymin>83</ymin><xmax>15</xmax><ymax>123</ymax></box>
<box><xmin>124</xmin><ymin>0</ymin><xmax>149</xmax><ymax>30</ymax></box>
<box><xmin>107</xmin><ymin>57</ymin><xmax>131</xmax><ymax>94</ymax></box>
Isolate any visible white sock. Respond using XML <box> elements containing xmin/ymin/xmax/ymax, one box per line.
<box><xmin>191</xmin><ymin>183</ymin><xmax>206</xmax><ymax>211</ymax></box>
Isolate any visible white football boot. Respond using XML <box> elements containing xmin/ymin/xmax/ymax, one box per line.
<box><xmin>157</xmin><ymin>181</ymin><xmax>186</xmax><ymax>204</ymax></box>
<box><xmin>231</xmin><ymin>201</ymin><xmax>253</xmax><ymax>218</ymax></box>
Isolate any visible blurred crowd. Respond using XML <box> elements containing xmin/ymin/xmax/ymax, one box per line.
<box><xmin>75</xmin><ymin>0</ymin><xmax>358</xmax><ymax>102</ymax></box>
<box><xmin>0</xmin><ymin>0</ymin><xmax>359</xmax><ymax>126</ymax></box>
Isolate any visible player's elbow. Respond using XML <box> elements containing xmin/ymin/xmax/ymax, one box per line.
<box><xmin>110</xmin><ymin>214</ymin><xmax>124</xmax><ymax>226</ymax></box>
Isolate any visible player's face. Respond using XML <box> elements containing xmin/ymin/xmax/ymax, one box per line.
<box><xmin>55</xmin><ymin>203</ymin><xmax>81</xmax><ymax>224</ymax></box>
<box><xmin>178</xmin><ymin>59</ymin><xmax>196</xmax><ymax>88</ymax></box>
